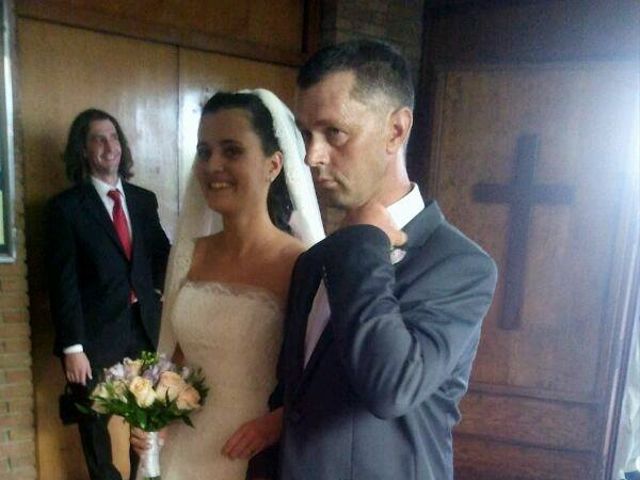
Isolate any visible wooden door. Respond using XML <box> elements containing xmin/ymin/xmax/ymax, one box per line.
<box><xmin>426</xmin><ymin>63</ymin><xmax>639</xmax><ymax>479</ymax></box>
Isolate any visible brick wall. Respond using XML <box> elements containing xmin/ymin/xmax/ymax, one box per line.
<box><xmin>0</xmin><ymin>158</ymin><xmax>36</xmax><ymax>479</ymax></box>
<box><xmin>320</xmin><ymin>0</ymin><xmax>425</xmax><ymax>83</ymax></box>
<box><xmin>0</xmin><ymin>1</ymin><xmax>36</xmax><ymax>478</ymax></box>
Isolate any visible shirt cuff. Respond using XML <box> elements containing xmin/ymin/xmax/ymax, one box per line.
<box><xmin>63</xmin><ymin>344</ymin><xmax>84</xmax><ymax>354</ymax></box>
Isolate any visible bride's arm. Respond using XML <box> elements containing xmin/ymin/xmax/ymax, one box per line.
<box><xmin>221</xmin><ymin>407</ymin><xmax>283</xmax><ymax>460</ymax></box>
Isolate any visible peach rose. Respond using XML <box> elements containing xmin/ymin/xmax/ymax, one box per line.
<box><xmin>176</xmin><ymin>385</ymin><xmax>201</xmax><ymax>411</ymax></box>
<box><xmin>155</xmin><ymin>371</ymin><xmax>187</xmax><ymax>403</ymax></box>
<box><xmin>129</xmin><ymin>376</ymin><xmax>156</xmax><ymax>407</ymax></box>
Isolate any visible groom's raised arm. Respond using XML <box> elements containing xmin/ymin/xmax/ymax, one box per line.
<box><xmin>323</xmin><ymin>224</ymin><xmax>497</xmax><ymax>420</ymax></box>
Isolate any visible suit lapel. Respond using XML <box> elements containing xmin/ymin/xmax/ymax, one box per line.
<box><xmin>79</xmin><ymin>181</ymin><xmax>130</xmax><ymax>260</ymax></box>
<box><xmin>289</xmin><ymin>244</ymin><xmax>325</xmax><ymax>390</ymax></box>
<box><xmin>402</xmin><ymin>200</ymin><xmax>444</xmax><ymax>253</ymax></box>
<box><xmin>292</xmin><ymin>200</ymin><xmax>446</xmax><ymax>396</ymax></box>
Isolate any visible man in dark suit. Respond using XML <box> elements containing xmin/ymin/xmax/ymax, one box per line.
<box><xmin>273</xmin><ymin>40</ymin><xmax>498</xmax><ymax>479</ymax></box>
<box><xmin>46</xmin><ymin>109</ymin><xmax>170</xmax><ymax>480</ymax></box>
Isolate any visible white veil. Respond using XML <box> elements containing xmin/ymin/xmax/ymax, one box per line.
<box><xmin>157</xmin><ymin>88</ymin><xmax>325</xmax><ymax>354</ymax></box>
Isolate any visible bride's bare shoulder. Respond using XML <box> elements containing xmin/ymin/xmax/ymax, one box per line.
<box><xmin>276</xmin><ymin>232</ymin><xmax>306</xmax><ymax>261</ymax></box>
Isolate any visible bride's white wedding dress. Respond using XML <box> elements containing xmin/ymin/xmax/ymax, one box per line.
<box><xmin>147</xmin><ymin>88</ymin><xmax>325</xmax><ymax>480</ymax></box>
<box><xmin>157</xmin><ymin>242</ymin><xmax>283</xmax><ymax>480</ymax></box>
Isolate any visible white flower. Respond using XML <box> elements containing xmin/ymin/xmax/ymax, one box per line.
<box><xmin>111</xmin><ymin>380</ymin><xmax>128</xmax><ymax>402</ymax></box>
<box><xmin>104</xmin><ymin>363</ymin><xmax>125</xmax><ymax>382</ymax></box>
<box><xmin>123</xmin><ymin>358</ymin><xmax>143</xmax><ymax>380</ymax></box>
<box><xmin>91</xmin><ymin>398</ymin><xmax>108</xmax><ymax>414</ymax></box>
<box><xmin>180</xmin><ymin>366</ymin><xmax>192</xmax><ymax>380</ymax></box>
<box><xmin>129</xmin><ymin>376</ymin><xmax>156</xmax><ymax>407</ymax></box>
<box><xmin>91</xmin><ymin>383</ymin><xmax>110</xmax><ymax>400</ymax></box>
<box><xmin>90</xmin><ymin>383</ymin><xmax>111</xmax><ymax>413</ymax></box>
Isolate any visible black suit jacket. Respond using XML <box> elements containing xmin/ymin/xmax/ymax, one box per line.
<box><xmin>46</xmin><ymin>181</ymin><xmax>170</xmax><ymax>368</ymax></box>
<box><xmin>275</xmin><ymin>200</ymin><xmax>497</xmax><ymax>480</ymax></box>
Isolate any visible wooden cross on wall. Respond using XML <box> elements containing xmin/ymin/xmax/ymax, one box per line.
<box><xmin>473</xmin><ymin>134</ymin><xmax>575</xmax><ymax>330</ymax></box>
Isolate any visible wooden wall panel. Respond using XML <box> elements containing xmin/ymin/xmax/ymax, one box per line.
<box><xmin>19</xmin><ymin>12</ymin><xmax>301</xmax><ymax>478</ymax></box>
<box><xmin>455</xmin><ymin>436</ymin><xmax>596</xmax><ymax>480</ymax></box>
<box><xmin>456</xmin><ymin>392</ymin><xmax>598</xmax><ymax>451</ymax></box>
<box><xmin>177</xmin><ymin>48</ymin><xmax>297</xmax><ymax>198</ymax></box>
<box><xmin>17</xmin><ymin>0</ymin><xmax>309</xmax><ymax>66</ymax></box>
<box><xmin>18</xmin><ymin>19</ymin><xmax>179</xmax><ymax>479</ymax></box>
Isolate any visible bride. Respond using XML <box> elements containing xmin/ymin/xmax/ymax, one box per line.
<box><xmin>131</xmin><ymin>89</ymin><xmax>324</xmax><ymax>479</ymax></box>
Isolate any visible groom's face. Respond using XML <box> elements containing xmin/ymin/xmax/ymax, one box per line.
<box><xmin>295</xmin><ymin>71</ymin><xmax>389</xmax><ymax>210</ymax></box>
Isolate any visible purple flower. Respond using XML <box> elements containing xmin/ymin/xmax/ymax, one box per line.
<box><xmin>156</xmin><ymin>355</ymin><xmax>176</xmax><ymax>375</ymax></box>
<box><xmin>143</xmin><ymin>364</ymin><xmax>162</xmax><ymax>385</ymax></box>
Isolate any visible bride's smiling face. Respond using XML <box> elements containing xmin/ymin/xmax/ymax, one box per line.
<box><xmin>195</xmin><ymin>108</ymin><xmax>282</xmax><ymax>215</ymax></box>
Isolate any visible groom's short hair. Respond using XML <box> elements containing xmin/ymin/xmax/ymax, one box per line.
<box><xmin>297</xmin><ymin>39</ymin><xmax>414</xmax><ymax>110</ymax></box>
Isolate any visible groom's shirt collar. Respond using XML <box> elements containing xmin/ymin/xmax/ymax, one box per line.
<box><xmin>303</xmin><ymin>184</ymin><xmax>425</xmax><ymax>366</ymax></box>
<box><xmin>386</xmin><ymin>183</ymin><xmax>425</xmax><ymax>230</ymax></box>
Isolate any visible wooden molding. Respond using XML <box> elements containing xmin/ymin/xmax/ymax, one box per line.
<box><xmin>17</xmin><ymin>0</ymin><xmax>322</xmax><ymax>67</ymax></box>
<box><xmin>457</xmin><ymin>391</ymin><xmax>599</xmax><ymax>452</ymax></box>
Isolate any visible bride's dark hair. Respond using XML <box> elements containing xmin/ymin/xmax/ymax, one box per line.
<box><xmin>201</xmin><ymin>92</ymin><xmax>294</xmax><ymax>233</ymax></box>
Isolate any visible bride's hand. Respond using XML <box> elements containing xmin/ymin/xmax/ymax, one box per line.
<box><xmin>222</xmin><ymin>408</ymin><xmax>283</xmax><ymax>459</ymax></box>
<box><xmin>130</xmin><ymin>427</ymin><xmax>167</xmax><ymax>456</ymax></box>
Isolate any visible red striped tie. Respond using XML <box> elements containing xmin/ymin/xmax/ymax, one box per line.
<box><xmin>107</xmin><ymin>189</ymin><xmax>132</xmax><ymax>260</ymax></box>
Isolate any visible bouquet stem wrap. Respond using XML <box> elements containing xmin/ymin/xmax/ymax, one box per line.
<box><xmin>141</xmin><ymin>431</ymin><xmax>162</xmax><ymax>480</ymax></box>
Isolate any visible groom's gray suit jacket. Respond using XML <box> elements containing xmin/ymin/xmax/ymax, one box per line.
<box><xmin>273</xmin><ymin>200</ymin><xmax>497</xmax><ymax>480</ymax></box>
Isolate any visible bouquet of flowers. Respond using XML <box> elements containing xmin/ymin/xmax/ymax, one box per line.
<box><xmin>85</xmin><ymin>351</ymin><xmax>207</xmax><ymax>480</ymax></box>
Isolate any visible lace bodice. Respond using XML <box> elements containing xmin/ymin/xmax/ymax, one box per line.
<box><xmin>171</xmin><ymin>280</ymin><xmax>283</xmax><ymax>394</ymax></box>
<box><xmin>155</xmin><ymin>242</ymin><xmax>284</xmax><ymax>480</ymax></box>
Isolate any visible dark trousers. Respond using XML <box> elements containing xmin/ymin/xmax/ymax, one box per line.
<box><xmin>71</xmin><ymin>304</ymin><xmax>152</xmax><ymax>480</ymax></box>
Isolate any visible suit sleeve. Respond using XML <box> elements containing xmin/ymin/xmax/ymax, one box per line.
<box><xmin>45</xmin><ymin>199</ymin><xmax>86</xmax><ymax>356</ymax></box>
<box><xmin>324</xmin><ymin>224</ymin><xmax>497</xmax><ymax>419</ymax></box>
<box><xmin>147</xmin><ymin>193</ymin><xmax>171</xmax><ymax>292</ymax></box>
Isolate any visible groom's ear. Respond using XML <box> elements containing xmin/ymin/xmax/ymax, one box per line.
<box><xmin>385</xmin><ymin>107</ymin><xmax>413</xmax><ymax>155</ymax></box>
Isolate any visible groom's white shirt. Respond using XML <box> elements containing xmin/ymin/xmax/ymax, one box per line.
<box><xmin>303</xmin><ymin>184</ymin><xmax>425</xmax><ymax>366</ymax></box>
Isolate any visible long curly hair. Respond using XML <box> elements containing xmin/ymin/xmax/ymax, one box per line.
<box><xmin>63</xmin><ymin>109</ymin><xmax>134</xmax><ymax>184</ymax></box>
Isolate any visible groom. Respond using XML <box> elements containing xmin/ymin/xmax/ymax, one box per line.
<box><xmin>272</xmin><ymin>40</ymin><xmax>498</xmax><ymax>479</ymax></box>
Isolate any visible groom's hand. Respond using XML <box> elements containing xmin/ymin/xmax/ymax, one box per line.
<box><xmin>222</xmin><ymin>408</ymin><xmax>283</xmax><ymax>460</ymax></box>
<box><xmin>342</xmin><ymin>201</ymin><xmax>407</xmax><ymax>247</ymax></box>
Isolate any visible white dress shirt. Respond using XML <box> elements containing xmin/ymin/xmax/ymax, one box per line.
<box><xmin>63</xmin><ymin>176</ymin><xmax>132</xmax><ymax>354</ymax></box>
<box><xmin>303</xmin><ymin>184</ymin><xmax>425</xmax><ymax>365</ymax></box>
<box><xmin>90</xmin><ymin>176</ymin><xmax>132</xmax><ymax>232</ymax></box>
